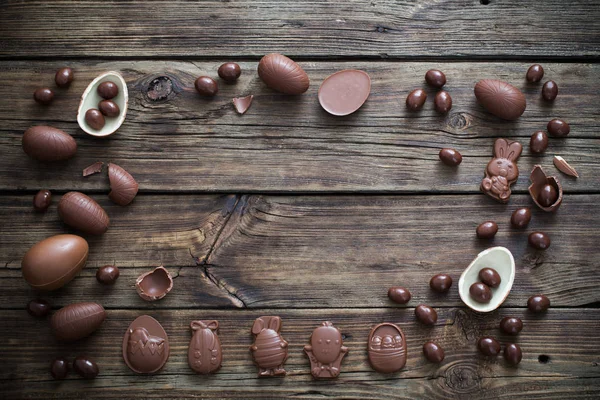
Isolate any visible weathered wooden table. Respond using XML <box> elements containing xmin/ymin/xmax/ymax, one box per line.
<box><xmin>1</xmin><ymin>1</ymin><xmax>599</xmax><ymax>399</ymax></box>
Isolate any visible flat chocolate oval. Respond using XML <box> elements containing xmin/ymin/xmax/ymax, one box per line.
<box><xmin>318</xmin><ymin>70</ymin><xmax>371</xmax><ymax>116</ymax></box>
<box><xmin>123</xmin><ymin>315</ymin><xmax>169</xmax><ymax>374</ymax></box>
<box><xmin>51</xmin><ymin>302</ymin><xmax>106</xmax><ymax>342</ymax></box>
<box><xmin>22</xmin><ymin>126</ymin><xmax>77</xmax><ymax>161</ymax></box>
<box><xmin>304</xmin><ymin>321</ymin><xmax>348</xmax><ymax>379</ymax></box>
<box><xmin>367</xmin><ymin>323</ymin><xmax>406</xmax><ymax>373</ymax></box>
<box><xmin>108</xmin><ymin>163</ymin><xmax>139</xmax><ymax>206</ymax></box>
<box><xmin>188</xmin><ymin>320</ymin><xmax>222</xmax><ymax>374</ymax></box>
<box><xmin>57</xmin><ymin>192</ymin><xmax>110</xmax><ymax>235</ymax></box>
<box><xmin>474</xmin><ymin>79</ymin><xmax>526</xmax><ymax>121</ymax></box>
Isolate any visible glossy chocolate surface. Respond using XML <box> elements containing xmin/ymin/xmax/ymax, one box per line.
<box><xmin>406</xmin><ymin>89</ymin><xmax>427</xmax><ymax>111</ymax></box>
<box><xmin>50</xmin><ymin>357</ymin><xmax>69</xmax><ymax>379</ymax></box>
<box><xmin>258</xmin><ymin>53</ymin><xmax>309</xmax><ymax>95</ymax></box>
<box><xmin>528</xmin><ymin>294</ymin><xmax>550</xmax><ymax>313</ymax></box>
<box><xmin>510</xmin><ymin>208</ymin><xmax>531</xmax><ymax>229</ymax></box>
<box><xmin>504</xmin><ymin>343</ymin><xmax>523</xmax><ymax>365</ymax></box>
<box><xmin>33</xmin><ymin>88</ymin><xmax>54</xmax><ymax>105</ymax></box>
<box><xmin>474</xmin><ymin>79</ymin><xmax>526</xmax><ymax>120</ymax></box>
<box><xmin>233</xmin><ymin>95</ymin><xmax>253</xmax><ymax>114</ymax></box>
<box><xmin>135</xmin><ymin>267</ymin><xmax>173</xmax><ymax>301</ymax></box>
<box><xmin>318</xmin><ymin>70</ymin><xmax>371</xmax><ymax>116</ymax></box>
<box><xmin>538</xmin><ymin>184</ymin><xmax>558</xmax><ymax>207</ymax></box>
<box><xmin>542</xmin><ymin>80</ymin><xmax>558</xmax><ymax>101</ymax></box>
<box><xmin>526</xmin><ymin>64</ymin><xmax>544</xmax><ymax>83</ymax></box>
<box><xmin>73</xmin><ymin>356</ymin><xmax>99</xmax><ymax>379</ymax></box>
<box><xmin>96</xmin><ymin>265</ymin><xmax>120</xmax><ymax>285</ymax></box>
<box><xmin>529</xmin><ymin>232</ymin><xmax>551</xmax><ymax>250</ymax></box>
<box><xmin>476</xmin><ymin>221</ymin><xmax>498</xmax><ymax>239</ymax></box>
<box><xmin>304</xmin><ymin>321</ymin><xmax>348</xmax><ymax>379</ymax></box>
<box><xmin>55</xmin><ymin>67</ymin><xmax>74</xmax><ymax>87</ymax></box>
<box><xmin>98</xmin><ymin>100</ymin><xmax>120</xmax><ymax>117</ymax></box>
<box><xmin>388</xmin><ymin>286</ymin><xmax>411</xmax><ymax>304</ymax></box>
<box><xmin>250</xmin><ymin>316</ymin><xmax>288</xmax><ymax>377</ymax></box>
<box><xmin>57</xmin><ymin>192</ymin><xmax>110</xmax><ymax>235</ymax></box>
<box><xmin>195</xmin><ymin>76</ymin><xmax>218</xmax><ymax>96</ymax></box>
<box><xmin>479</xmin><ymin>268</ymin><xmax>501</xmax><ymax>288</ymax></box>
<box><xmin>439</xmin><ymin>148</ymin><xmax>462</xmax><ymax>166</ymax></box>
<box><xmin>97</xmin><ymin>81</ymin><xmax>118</xmax><ymax>99</ymax></box>
<box><xmin>477</xmin><ymin>336</ymin><xmax>501</xmax><ymax>356</ymax></box>
<box><xmin>189</xmin><ymin>320</ymin><xmax>222</xmax><ymax>374</ymax></box>
<box><xmin>367</xmin><ymin>322</ymin><xmax>406</xmax><ymax>373</ymax></box>
<box><xmin>27</xmin><ymin>298</ymin><xmax>51</xmax><ymax>317</ymax></box>
<box><xmin>553</xmin><ymin>156</ymin><xmax>579</xmax><ymax>178</ymax></box>
<box><xmin>530</xmin><ymin>131</ymin><xmax>549</xmax><ymax>153</ymax></box>
<box><xmin>425</xmin><ymin>69</ymin><xmax>446</xmax><ymax>88</ymax></box>
<box><xmin>123</xmin><ymin>315</ymin><xmax>170</xmax><ymax>374</ymax></box>
<box><xmin>430</xmin><ymin>274</ymin><xmax>452</xmax><ymax>293</ymax></box>
<box><xmin>415</xmin><ymin>304</ymin><xmax>437</xmax><ymax>325</ymax></box>
<box><xmin>218</xmin><ymin>63</ymin><xmax>241</xmax><ymax>82</ymax></box>
<box><xmin>51</xmin><ymin>302</ymin><xmax>106</xmax><ymax>342</ymax></box>
<box><xmin>481</xmin><ymin>138</ymin><xmax>522</xmax><ymax>203</ymax></box>
<box><xmin>528</xmin><ymin>165</ymin><xmax>563</xmax><ymax>212</ymax></box>
<box><xmin>422</xmin><ymin>341</ymin><xmax>444</xmax><ymax>363</ymax></box>
<box><xmin>470</xmin><ymin>282</ymin><xmax>492</xmax><ymax>303</ymax></box>
<box><xmin>434</xmin><ymin>91</ymin><xmax>452</xmax><ymax>113</ymax></box>
<box><xmin>547</xmin><ymin>119</ymin><xmax>570</xmax><ymax>137</ymax></box>
<box><xmin>500</xmin><ymin>316</ymin><xmax>523</xmax><ymax>335</ymax></box>
<box><xmin>22</xmin><ymin>126</ymin><xmax>77</xmax><ymax>162</ymax></box>
<box><xmin>33</xmin><ymin>189</ymin><xmax>52</xmax><ymax>212</ymax></box>
<box><xmin>85</xmin><ymin>108</ymin><xmax>105</xmax><ymax>130</ymax></box>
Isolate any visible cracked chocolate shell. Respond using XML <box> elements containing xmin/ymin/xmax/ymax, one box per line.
<box><xmin>135</xmin><ymin>267</ymin><xmax>173</xmax><ymax>301</ymax></box>
<box><xmin>77</xmin><ymin>71</ymin><xmax>128</xmax><ymax>137</ymax></box>
<box><xmin>108</xmin><ymin>163</ymin><xmax>138</xmax><ymax>206</ymax></box>
<box><xmin>529</xmin><ymin>165</ymin><xmax>563</xmax><ymax>212</ymax></box>
<box><xmin>458</xmin><ymin>247</ymin><xmax>515</xmax><ymax>313</ymax></box>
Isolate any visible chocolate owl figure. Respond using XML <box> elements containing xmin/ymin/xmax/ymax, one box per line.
<box><xmin>250</xmin><ymin>316</ymin><xmax>288</xmax><ymax>377</ymax></box>
<box><xmin>304</xmin><ymin>321</ymin><xmax>348</xmax><ymax>379</ymax></box>
<box><xmin>481</xmin><ymin>138</ymin><xmax>523</xmax><ymax>203</ymax></box>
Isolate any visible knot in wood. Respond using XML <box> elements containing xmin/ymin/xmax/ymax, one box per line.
<box><xmin>454</xmin><ymin>309</ymin><xmax>481</xmax><ymax>343</ymax></box>
<box><xmin>447</xmin><ymin>112</ymin><xmax>471</xmax><ymax>130</ymax></box>
<box><xmin>444</xmin><ymin>363</ymin><xmax>482</xmax><ymax>393</ymax></box>
<box><xmin>146</xmin><ymin>76</ymin><xmax>173</xmax><ymax>101</ymax></box>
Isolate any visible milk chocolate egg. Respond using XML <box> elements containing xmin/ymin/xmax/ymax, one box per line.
<box><xmin>188</xmin><ymin>320</ymin><xmax>222</xmax><ymax>374</ymax></box>
<box><xmin>123</xmin><ymin>315</ymin><xmax>170</xmax><ymax>374</ymax></box>
<box><xmin>258</xmin><ymin>53</ymin><xmax>309</xmax><ymax>95</ymax></box>
<box><xmin>51</xmin><ymin>302</ymin><xmax>106</xmax><ymax>342</ymax></box>
<box><xmin>22</xmin><ymin>234</ymin><xmax>89</xmax><ymax>291</ymax></box>
<box><xmin>22</xmin><ymin>126</ymin><xmax>77</xmax><ymax>161</ymax></box>
<box><xmin>58</xmin><ymin>192</ymin><xmax>109</xmax><ymax>235</ymax></box>
<box><xmin>474</xmin><ymin>79</ymin><xmax>526</xmax><ymax>120</ymax></box>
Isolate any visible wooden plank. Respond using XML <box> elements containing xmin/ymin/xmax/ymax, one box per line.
<box><xmin>0</xmin><ymin>308</ymin><xmax>598</xmax><ymax>399</ymax></box>
<box><xmin>1</xmin><ymin>1</ymin><xmax>599</xmax><ymax>58</ymax></box>
<box><xmin>1</xmin><ymin>61</ymin><xmax>598</xmax><ymax>193</ymax></box>
<box><xmin>1</xmin><ymin>194</ymin><xmax>598</xmax><ymax>309</ymax></box>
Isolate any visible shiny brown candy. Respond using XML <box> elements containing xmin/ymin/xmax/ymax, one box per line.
<box><xmin>97</xmin><ymin>81</ymin><xmax>118</xmax><ymax>99</ymax></box>
<box><xmin>526</xmin><ymin>64</ymin><xmax>544</xmax><ymax>83</ymax></box>
<box><xmin>479</xmin><ymin>268</ymin><xmax>501</xmax><ymax>288</ymax></box>
<box><xmin>33</xmin><ymin>88</ymin><xmax>55</xmax><ymax>105</ymax></box>
<box><xmin>85</xmin><ymin>109</ymin><xmax>105</xmax><ymax>130</ymax></box>
<box><xmin>470</xmin><ymin>282</ymin><xmax>492</xmax><ymax>303</ymax></box>
<box><xmin>98</xmin><ymin>100</ymin><xmax>120</xmax><ymax>117</ymax></box>
<box><xmin>477</xmin><ymin>336</ymin><xmax>500</xmax><ymax>356</ymax></box>
<box><xmin>474</xmin><ymin>80</ymin><xmax>526</xmax><ymax>120</ymax></box>
<box><xmin>530</xmin><ymin>131</ymin><xmax>548</xmax><ymax>154</ymax></box>
<box><xmin>422</xmin><ymin>341</ymin><xmax>445</xmax><ymax>363</ymax></box>
<box><xmin>528</xmin><ymin>232</ymin><xmax>551</xmax><ymax>250</ymax></box>
<box><xmin>527</xmin><ymin>294</ymin><xmax>550</xmax><ymax>313</ymax></box>
<box><xmin>73</xmin><ymin>356</ymin><xmax>99</xmax><ymax>379</ymax></box>
<box><xmin>547</xmin><ymin>119</ymin><xmax>570</xmax><ymax>137</ymax></box>
<box><xmin>476</xmin><ymin>221</ymin><xmax>498</xmax><ymax>239</ymax></box>
<box><xmin>33</xmin><ymin>189</ymin><xmax>52</xmax><ymax>212</ymax></box>
<box><xmin>504</xmin><ymin>343</ymin><xmax>522</xmax><ymax>365</ymax></box>
<box><xmin>55</xmin><ymin>67</ymin><xmax>74</xmax><ymax>87</ymax></box>
<box><xmin>434</xmin><ymin>91</ymin><xmax>452</xmax><ymax>113</ymax></box>
<box><xmin>538</xmin><ymin>184</ymin><xmax>558</xmax><ymax>207</ymax></box>
<box><xmin>499</xmin><ymin>316</ymin><xmax>523</xmax><ymax>335</ymax></box>
<box><xmin>218</xmin><ymin>63</ymin><xmax>242</xmax><ymax>82</ymax></box>
<box><xmin>429</xmin><ymin>274</ymin><xmax>452</xmax><ymax>293</ymax></box>
<box><xmin>96</xmin><ymin>265</ymin><xmax>120</xmax><ymax>285</ymax></box>
<box><xmin>439</xmin><ymin>148</ymin><xmax>462</xmax><ymax>166</ymax></box>
<box><xmin>415</xmin><ymin>304</ymin><xmax>437</xmax><ymax>325</ymax></box>
<box><xmin>108</xmin><ymin>163</ymin><xmax>139</xmax><ymax>206</ymax></box>
<box><xmin>510</xmin><ymin>208</ymin><xmax>531</xmax><ymax>229</ymax></box>
<box><xmin>425</xmin><ymin>69</ymin><xmax>446</xmax><ymax>88</ymax></box>
<box><xmin>50</xmin><ymin>357</ymin><xmax>69</xmax><ymax>380</ymax></box>
<box><xmin>542</xmin><ymin>80</ymin><xmax>558</xmax><ymax>101</ymax></box>
<box><xmin>406</xmin><ymin>89</ymin><xmax>427</xmax><ymax>111</ymax></box>
<box><xmin>27</xmin><ymin>298</ymin><xmax>51</xmax><ymax>317</ymax></box>
<box><xmin>388</xmin><ymin>286</ymin><xmax>411</xmax><ymax>304</ymax></box>
<box><xmin>195</xmin><ymin>76</ymin><xmax>219</xmax><ymax>96</ymax></box>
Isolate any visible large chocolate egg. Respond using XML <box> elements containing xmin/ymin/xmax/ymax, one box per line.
<box><xmin>257</xmin><ymin>53</ymin><xmax>309</xmax><ymax>95</ymax></box>
<box><xmin>22</xmin><ymin>234</ymin><xmax>89</xmax><ymax>291</ymax></box>
<box><xmin>51</xmin><ymin>302</ymin><xmax>106</xmax><ymax>342</ymax></box>
<box><xmin>474</xmin><ymin>79</ymin><xmax>526</xmax><ymax>120</ymax></box>
<box><xmin>57</xmin><ymin>192</ymin><xmax>109</xmax><ymax>235</ymax></box>
<box><xmin>22</xmin><ymin>126</ymin><xmax>77</xmax><ymax>161</ymax></box>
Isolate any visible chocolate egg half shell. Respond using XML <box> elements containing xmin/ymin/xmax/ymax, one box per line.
<box><xmin>123</xmin><ymin>315</ymin><xmax>170</xmax><ymax>374</ymax></box>
<box><xmin>51</xmin><ymin>302</ymin><xmax>106</xmax><ymax>342</ymax></box>
<box><xmin>318</xmin><ymin>70</ymin><xmax>371</xmax><ymax>116</ymax></box>
<box><xmin>58</xmin><ymin>192</ymin><xmax>110</xmax><ymax>235</ymax></box>
<box><xmin>258</xmin><ymin>53</ymin><xmax>309</xmax><ymax>95</ymax></box>
<box><xmin>108</xmin><ymin>163</ymin><xmax>139</xmax><ymax>206</ymax></box>
<box><xmin>458</xmin><ymin>246</ymin><xmax>515</xmax><ymax>313</ymax></box>
<box><xmin>367</xmin><ymin>322</ymin><xmax>406</xmax><ymax>373</ymax></box>
<box><xmin>22</xmin><ymin>234</ymin><xmax>89</xmax><ymax>291</ymax></box>
<box><xmin>22</xmin><ymin>126</ymin><xmax>77</xmax><ymax>162</ymax></box>
<box><xmin>135</xmin><ymin>267</ymin><xmax>173</xmax><ymax>301</ymax></box>
<box><xmin>474</xmin><ymin>79</ymin><xmax>526</xmax><ymax>121</ymax></box>
<box><xmin>528</xmin><ymin>165</ymin><xmax>563</xmax><ymax>212</ymax></box>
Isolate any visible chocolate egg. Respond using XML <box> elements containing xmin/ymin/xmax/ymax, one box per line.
<box><xmin>108</xmin><ymin>163</ymin><xmax>138</xmax><ymax>206</ymax></box>
<box><xmin>51</xmin><ymin>302</ymin><xmax>106</xmax><ymax>342</ymax></box>
<box><xmin>22</xmin><ymin>126</ymin><xmax>77</xmax><ymax>162</ymax></box>
<box><xmin>58</xmin><ymin>192</ymin><xmax>109</xmax><ymax>235</ymax></box>
<box><xmin>258</xmin><ymin>53</ymin><xmax>309</xmax><ymax>95</ymax></box>
<box><xmin>123</xmin><ymin>315</ymin><xmax>170</xmax><ymax>374</ymax></box>
<box><xmin>22</xmin><ymin>234</ymin><xmax>88</xmax><ymax>291</ymax></box>
<box><xmin>474</xmin><ymin>79</ymin><xmax>526</xmax><ymax>120</ymax></box>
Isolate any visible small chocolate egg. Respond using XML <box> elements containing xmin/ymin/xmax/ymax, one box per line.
<box><xmin>415</xmin><ymin>304</ymin><xmax>437</xmax><ymax>325</ymax></box>
<box><xmin>470</xmin><ymin>282</ymin><xmax>492</xmax><ymax>303</ymax></box>
<box><xmin>388</xmin><ymin>286</ymin><xmax>411</xmax><ymax>304</ymax></box>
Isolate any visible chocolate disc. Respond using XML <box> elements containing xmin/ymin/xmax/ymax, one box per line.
<box><xmin>318</xmin><ymin>70</ymin><xmax>371</xmax><ymax>116</ymax></box>
<box><xmin>123</xmin><ymin>315</ymin><xmax>169</xmax><ymax>374</ymax></box>
<box><xmin>367</xmin><ymin>322</ymin><xmax>406</xmax><ymax>373</ymax></box>
<box><xmin>304</xmin><ymin>321</ymin><xmax>348</xmax><ymax>379</ymax></box>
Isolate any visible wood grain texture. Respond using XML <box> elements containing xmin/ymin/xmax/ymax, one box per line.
<box><xmin>0</xmin><ymin>308</ymin><xmax>598</xmax><ymax>399</ymax></box>
<box><xmin>2</xmin><ymin>194</ymin><xmax>598</xmax><ymax>309</ymax></box>
<box><xmin>1</xmin><ymin>61</ymin><xmax>598</xmax><ymax>193</ymax></box>
<box><xmin>1</xmin><ymin>1</ymin><xmax>599</xmax><ymax>59</ymax></box>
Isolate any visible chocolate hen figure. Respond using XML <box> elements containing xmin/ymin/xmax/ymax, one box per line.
<box><xmin>304</xmin><ymin>321</ymin><xmax>348</xmax><ymax>379</ymax></box>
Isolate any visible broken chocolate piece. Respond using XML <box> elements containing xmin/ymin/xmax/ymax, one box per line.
<box><xmin>553</xmin><ymin>156</ymin><xmax>579</xmax><ymax>178</ymax></box>
<box><xmin>108</xmin><ymin>163</ymin><xmax>138</xmax><ymax>206</ymax></box>
<box><xmin>233</xmin><ymin>95</ymin><xmax>253</xmax><ymax>114</ymax></box>
<box><xmin>135</xmin><ymin>266</ymin><xmax>173</xmax><ymax>301</ymax></box>
<box><xmin>304</xmin><ymin>321</ymin><xmax>348</xmax><ymax>379</ymax></box>
<box><xmin>528</xmin><ymin>165</ymin><xmax>563</xmax><ymax>212</ymax></box>
<box><xmin>481</xmin><ymin>138</ymin><xmax>522</xmax><ymax>203</ymax></box>
<box><xmin>83</xmin><ymin>162</ymin><xmax>104</xmax><ymax>177</ymax></box>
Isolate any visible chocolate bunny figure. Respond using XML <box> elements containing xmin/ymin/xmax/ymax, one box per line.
<box><xmin>188</xmin><ymin>320</ymin><xmax>222</xmax><ymax>374</ymax></box>
<box><xmin>481</xmin><ymin>138</ymin><xmax>523</xmax><ymax>203</ymax></box>
<box><xmin>250</xmin><ymin>316</ymin><xmax>288</xmax><ymax>377</ymax></box>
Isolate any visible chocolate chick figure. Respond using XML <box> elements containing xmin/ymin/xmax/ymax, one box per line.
<box><xmin>304</xmin><ymin>321</ymin><xmax>348</xmax><ymax>379</ymax></box>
